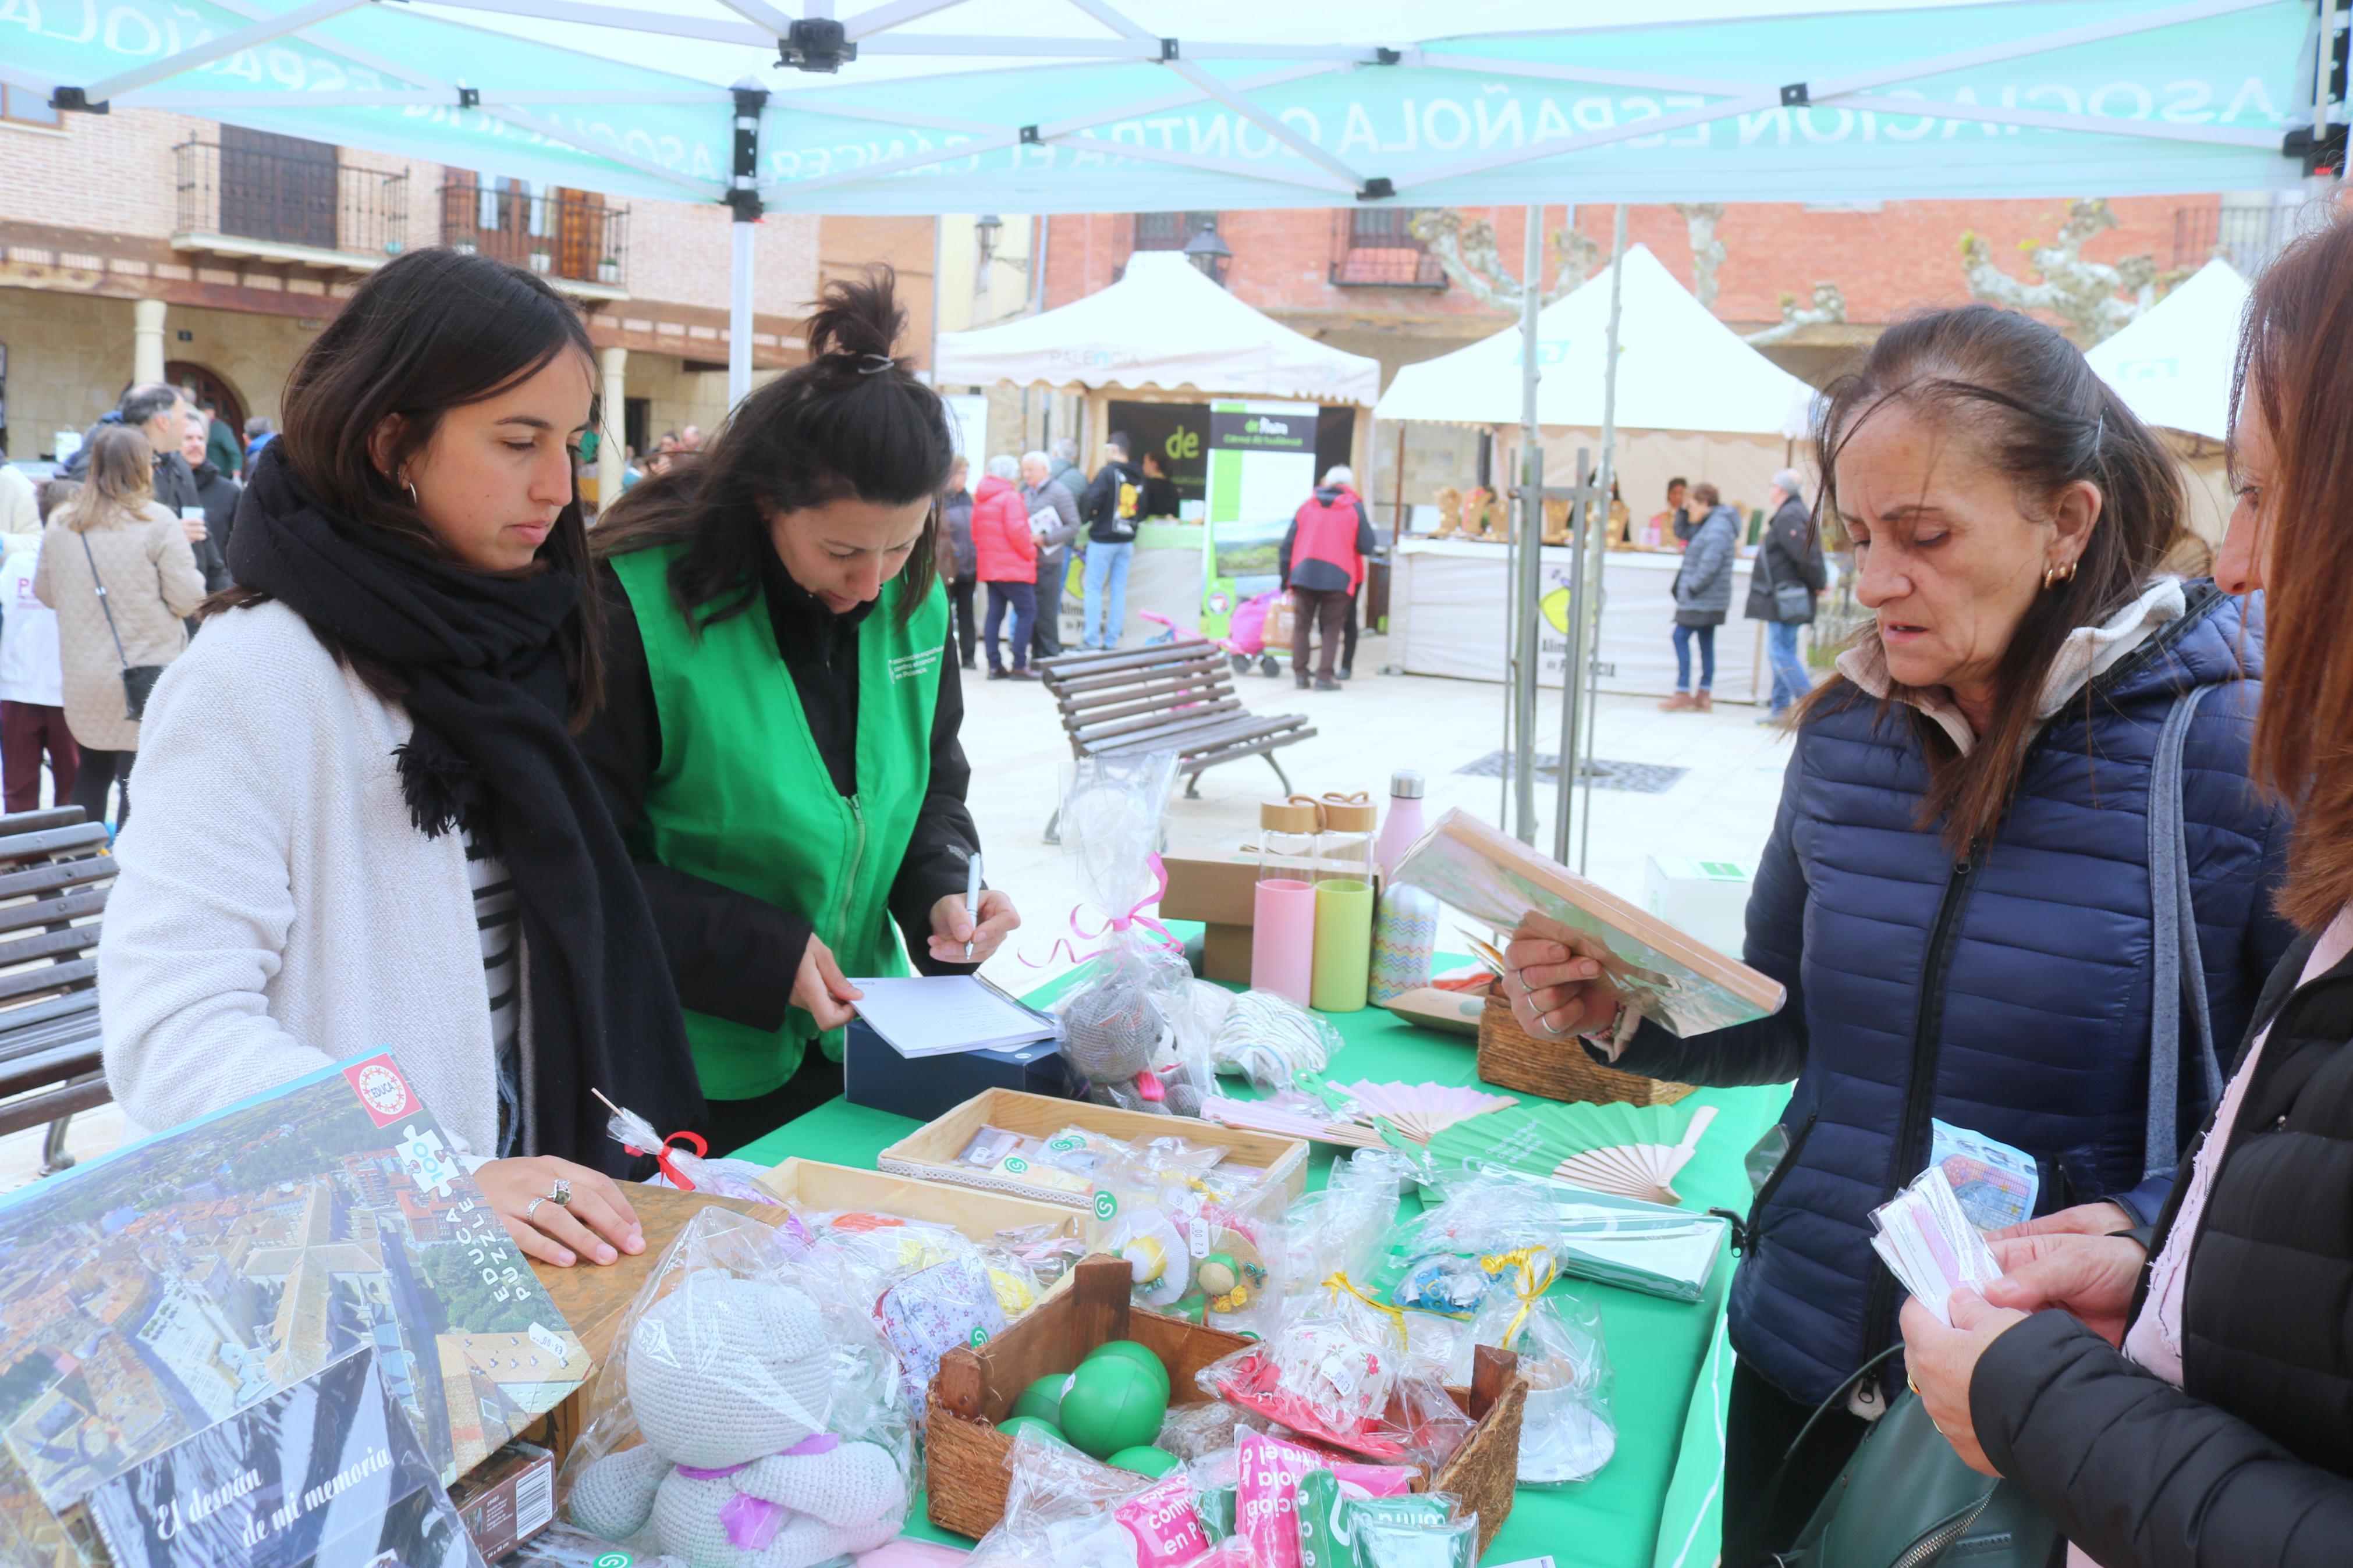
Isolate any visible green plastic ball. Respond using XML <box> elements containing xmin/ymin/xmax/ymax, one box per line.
<box><xmin>1012</xmin><ymin>1372</ymin><xmax>1073</xmax><ymax>1424</ymax></box>
<box><xmin>1056</xmin><ymin>1356</ymin><xmax>1169</xmax><ymax>1460</ymax></box>
<box><xmin>1083</xmin><ymin>1339</ymin><xmax>1172</xmax><ymax>1398</ymax></box>
<box><xmin>997</xmin><ymin>1416</ymin><xmax>1067</xmax><ymax>1445</ymax></box>
<box><xmin>1106</xmin><ymin>1445</ymin><xmax>1182</xmax><ymax>1479</ymax></box>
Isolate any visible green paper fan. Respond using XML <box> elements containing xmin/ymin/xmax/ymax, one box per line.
<box><xmin>1422</xmin><ymin>1100</ymin><xmax>1720</xmax><ymax>1206</ymax></box>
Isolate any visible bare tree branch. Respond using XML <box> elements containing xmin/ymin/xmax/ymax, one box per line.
<box><xmin>1960</xmin><ymin>197</ymin><xmax>2159</xmax><ymax>344</ymax></box>
<box><xmin>1745</xmin><ymin>281</ymin><xmax>1848</xmax><ymax>347</ymax></box>
<box><xmin>1409</xmin><ymin>208</ymin><xmax>1599</xmax><ymax>309</ymax></box>
<box><xmin>1673</xmin><ymin>202</ymin><xmax>1726</xmax><ymax>311</ymax></box>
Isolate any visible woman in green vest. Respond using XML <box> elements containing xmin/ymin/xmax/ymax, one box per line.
<box><xmin>583</xmin><ymin>268</ymin><xmax>1020</xmax><ymax>1153</ymax></box>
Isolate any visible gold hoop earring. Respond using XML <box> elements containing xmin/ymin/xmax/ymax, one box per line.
<box><xmin>2042</xmin><ymin>560</ymin><xmax>2077</xmax><ymax>591</ymax></box>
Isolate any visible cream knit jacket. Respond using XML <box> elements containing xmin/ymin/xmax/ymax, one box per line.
<box><xmin>99</xmin><ymin>599</ymin><xmax>503</xmax><ymax>1159</ymax></box>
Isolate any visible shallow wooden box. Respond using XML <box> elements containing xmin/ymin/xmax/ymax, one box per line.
<box><xmin>878</xmin><ymin>1087</ymin><xmax>1310</xmax><ymax>1208</ymax></box>
<box><xmin>1475</xmin><ymin>992</ymin><xmax>1697</xmax><ymax>1107</ymax></box>
<box><xmin>755</xmin><ymin>1156</ymin><xmax>1085</xmax><ymax>1245</ymax></box>
<box><xmin>925</xmin><ymin>1256</ymin><xmax>1527</xmax><ymax>1552</ymax></box>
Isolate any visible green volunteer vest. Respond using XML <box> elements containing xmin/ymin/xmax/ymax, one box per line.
<box><xmin>610</xmin><ymin>543</ymin><xmax>947</xmax><ymax>1100</ymax></box>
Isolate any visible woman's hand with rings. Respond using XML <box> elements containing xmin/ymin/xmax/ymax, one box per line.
<box><xmin>1501</xmin><ymin>920</ymin><xmax>1620</xmax><ymax>1040</ymax></box>
<box><xmin>475</xmin><ymin>1155</ymin><xmax>644</xmax><ymax>1268</ymax></box>
<box><xmin>1898</xmin><ymin>1289</ymin><xmax>2031</xmax><ymax>1476</ymax></box>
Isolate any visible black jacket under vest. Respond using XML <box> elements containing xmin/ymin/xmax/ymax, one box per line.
<box><xmin>1972</xmin><ymin>931</ymin><xmax>2353</xmax><ymax>1566</ymax></box>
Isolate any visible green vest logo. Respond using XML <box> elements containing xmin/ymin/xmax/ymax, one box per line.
<box><xmin>889</xmin><ymin>645</ymin><xmax>943</xmax><ymax>684</ymax></box>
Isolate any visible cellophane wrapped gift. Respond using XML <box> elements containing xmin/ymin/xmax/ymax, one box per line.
<box><xmin>1451</xmin><ymin>1250</ymin><xmax>1616</xmax><ymax>1486</ymax></box>
<box><xmin>558</xmin><ymin>1208</ymin><xmax>917</xmax><ymax>1568</ymax></box>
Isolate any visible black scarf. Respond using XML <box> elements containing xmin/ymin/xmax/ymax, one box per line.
<box><xmin>231</xmin><ymin>446</ymin><xmax>704</xmax><ymax>1174</ymax></box>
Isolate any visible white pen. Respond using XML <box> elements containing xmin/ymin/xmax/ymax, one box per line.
<box><xmin>964</xmin><ymin>849</ymin><xmax>982</xmax><ymax>961</ymax></box>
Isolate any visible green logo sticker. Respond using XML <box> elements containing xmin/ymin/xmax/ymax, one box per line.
<box><xmin>969</xmin><ymin>1325</ymin><xmax>991</xmax><ymax>1346</ymax></box>
<box><xmin>1003</xmin><ymin>1155</ymin><xmax>1030</xmax><ymax>1174</ymax></box>
<box><xmin>1094</xmin><ymin>1190</ymin><xmax>1119</xmax><ymax>1221</ymax></box>
<box><xmin>1049</xmin><ymin>1136</ymin><xmax>1080</xmax><ymax>1152</ymax></box>
<box><xmin>593</xmin><ymin>1555</ymin><xmax>634</xmax><ymax>1568</ymax></box>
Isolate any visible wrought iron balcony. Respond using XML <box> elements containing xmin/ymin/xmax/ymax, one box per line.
<box><xmin>172</xmin><ymin>138</ymin><xmax>408</xmax><ymax>269</ymax></box>
<box><xmin>438</xmin><ymin>182</ymin><xmax>629</xmax><ymax>294</ymax></box>
<box><xmin>1329</xmin><ymin>207</ymin><xmax>1446</xmax><ymax>289</ymax></box>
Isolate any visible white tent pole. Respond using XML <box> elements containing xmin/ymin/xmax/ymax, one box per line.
<box><xmin>1579</xmin><ymin>203</ymin><xmax>1631</xmax><ymax>875</ymax></box>
<box><xmin>1512</xmin><ymin>204</ymin><xmax>1545</xmax><ymax>845</ymax></box>
<box><xmin>843</xmin><ymin>0</ymin><xmax>971</xmax><ymax>38</ymax></box>
<box><xmin>729</xmin><ymin>83</ymin><xmax>769</xmax><ymax>410</ymax></box>
<box><xmin>72</xmin><ymin>0</ymin><xmax>372</xmax><ymax>104</ymax></box>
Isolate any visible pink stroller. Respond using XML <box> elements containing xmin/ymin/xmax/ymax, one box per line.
<box><xmin>1219</xmin><ymin>589</ymin><xmax>1287</xmax><ymax>679</ymax></box>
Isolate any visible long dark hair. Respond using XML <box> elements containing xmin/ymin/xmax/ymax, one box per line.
<box><xmin>594</xmin><ymin>265</ymin><xmax>953</xmax><ymax>628</ymax></box>
<box><xmin>2238</xmin><ymin>215</ymin><xmax>2353</xmax><ymax>930</ymax></box>
<box><xmin>217</xmin><ymin>247</ymin><xmax>605</xmax><ymax>724</ymax></box>
<box><xmin>1809</xmin><ymin>303</ymin><xmax>2185</xmax><ymax>852</ymax></box>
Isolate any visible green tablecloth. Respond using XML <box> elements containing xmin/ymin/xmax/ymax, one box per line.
<box><xmin>736</xmin><ymin>987</ymin><xmax>1787</xmax><ymax>1568</ymax></box>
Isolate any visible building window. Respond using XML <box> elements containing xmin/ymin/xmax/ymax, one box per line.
<box><xmin>1329</xmin><ymin>208</ymin><xmax>1445</xmax><ymax>289</ymax></box>
<box><xmin>441</xmin><ymin>173</ymin><xmax>627</xmax><ymax>286</ymax></box>
<box><xmin>2174</xmin><ymin>194</ymin><xmax>2304</xmax><ymax>276</ymax></box>
<box><xmin>1133</xmin><ymin>212</ymin><xmax>1216</xmax><ymax>251</ymax></box>
<box><xmin>0</xmin><ymin>86</ymin><xmax>61</xmax><ymax>127</ymax></box>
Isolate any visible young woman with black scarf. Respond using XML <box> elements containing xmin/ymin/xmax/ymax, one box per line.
<box><xmin>96</xmin><ymin>248</ymin><xmax>702</xmax><ymax>1271</ymax></box>
<box><xmin>580</xmin><ymin>268</ymin><xmax>1018</xmax><ymax>1157</ymax></box>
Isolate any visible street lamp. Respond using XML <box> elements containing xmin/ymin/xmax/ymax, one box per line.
<box><xmin>1183</xmin><ymin>223</ymin><xmax>1231</xmax><ymax>286</ymax></box>
<box><xmin>975</xmin><ymin>212</ymin><xmax>1002</xmax><ymax>264</ymax></box>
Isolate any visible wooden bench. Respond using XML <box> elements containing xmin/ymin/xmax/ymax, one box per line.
<box><xmin>0</xmin><ymin>806</ymin><xmax>116</xmax><ymax>1176</ymax></box>
<box><xmin>1036</xmin><ymin>642</ymin><xmax>1316</xmax><ymax>840</ymax></box>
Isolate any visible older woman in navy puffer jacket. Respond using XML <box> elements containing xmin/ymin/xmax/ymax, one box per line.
<box><xmin>1502</xmin><ymin>306</ymin><xmax>2296</xmax><ymax>1564</ymax></box>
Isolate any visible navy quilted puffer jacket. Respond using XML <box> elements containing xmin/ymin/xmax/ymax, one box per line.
<box><xmin>1613</xmin><ymin>584</ymin><xmax>2295</xmax><ymax>1405</ymax></box>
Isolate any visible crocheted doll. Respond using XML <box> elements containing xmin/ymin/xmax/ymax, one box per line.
<box><xmin>567</xmin><ymin>1273</ymin><xmax>907</xmax><ymax>1567</ymax></box>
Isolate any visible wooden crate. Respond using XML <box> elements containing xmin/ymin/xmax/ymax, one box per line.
<box><xmin>927</xmin><ymin>1256</ymin><xmax>1527</xmax><ymax>1552</ymax></box>
<box><xmin>756</xmin><ymin>1157</ymin><xmax>1085</xmax><ymax>1244</ymax></box>
<box><xmin>1475</xmin><ymin>993</ymin><xmax>1697</xmax><ymax>1107</ymax></box>
<box><xmin>878</xmin><ymin>1087</ymin><xmax>1309</xmax><ymax>1208</ymax></box>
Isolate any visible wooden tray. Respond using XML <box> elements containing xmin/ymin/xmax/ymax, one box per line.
<box><xmin>878</xmin><ymin>1087</ymin><xmax>1309</xmax><ymax>1209</ymax></box>
<box><xmin>756</xmin><ymin>1157</ymin><xmax>1085</xmax><ymax>1244</ymax></box>
<box><xmin>1476</xmin><ymin>993</ymin><xmax>1697</xmax><ymax>1107</ymax></box>
<box><xmin>926</xmin><ymin>1256</ymin><xmax>1527</xmax><ymax>1551</ymax></box>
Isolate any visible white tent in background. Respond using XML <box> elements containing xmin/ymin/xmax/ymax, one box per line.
<box><xmin>2086</xmin><ymin>258</ymin><xmax>2252</xmax><ymax>444</ymax></box>
<box><xmin>936</xmin><ymin>253</ymin><xmax>1381</xmax><ymax>406</ymax></box>
<box><xmin>1375</xmin><ymin>246</ymin><xmax>1813</xmax><ymax>436</ymax></box>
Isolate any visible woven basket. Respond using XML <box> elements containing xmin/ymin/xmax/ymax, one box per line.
<box><xmin>1475</xmin><ymin>993</ymin><xmax>1697</xmax><ymax>1107</ymax></box>
<box><xmin>926</xmin><ymin>1256</ymin><xmax>1527</xmax><ymax>1551</ymax></box>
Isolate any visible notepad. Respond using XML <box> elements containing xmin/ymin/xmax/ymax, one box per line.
<box><xmin>847</xmin><ymin>975</ymin><xmax>1059</xmax><ymax>1058</ymax></box>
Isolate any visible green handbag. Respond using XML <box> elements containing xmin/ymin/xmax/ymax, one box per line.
<box><xmin>1774</xmin><ymin>1391</ymin><xmax>2060</xmax><ymax>1568</ymax></box>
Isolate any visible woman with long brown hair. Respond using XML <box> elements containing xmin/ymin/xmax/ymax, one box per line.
<box><xmin>1900</xmin><ymin>211</ymin><xmax>2353</xmax><ymax>1568</ymax></box>
<box><xmin>1501</xmin><ymin>303</ymin><xmax>2297</xmax><ymax>1560</ymax></box>
<box><xmin>34</xmin><ymin>423</ymin><xmax>205</xmax><ymax>828</ymax></box>
<box><xmin>97</xmin><ymin>247</ymin><xmax>701</xmax><ymax>1270</ymax></box>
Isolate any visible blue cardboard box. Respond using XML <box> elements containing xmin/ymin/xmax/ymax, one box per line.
<box><xmin>842</xmin><ymin>1016</ymin><xmax>1073</xmax><ymax>1123</ymax></box>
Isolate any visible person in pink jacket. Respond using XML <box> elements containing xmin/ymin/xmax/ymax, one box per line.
<box><xmin>972</xmin><ymin>454</ymin><xmax>1038</xmax><ymax>679</ymax></box>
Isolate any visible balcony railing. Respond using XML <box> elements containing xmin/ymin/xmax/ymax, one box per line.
<box><xmin>173</xmin><ymin>140</ymin><xmax>408</xmax><ymax>264</ymax></box>
<box><xmin>1329</xmin><ymin>207</ymin><xmax>1445</xmax><ymax>289</ymax></box>
<box><xmin>2173</xmin><ymin>199</ymin><xmax>2302</xmax><ymax>277</ymax></box>
<box><xmin>439</xmin><ymin>184</ymin><xmax>629</xmax><ymax>290</ymax></box>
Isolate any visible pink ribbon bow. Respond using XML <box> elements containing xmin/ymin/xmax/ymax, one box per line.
<box><xmin>677</xmin><ymin>1434</ymin><xmax>843</xmax><ymax>1551</ymax></box>
<box><xmin>1023</xmin><ymin>851</ymin><xmax>1183</xmax><ymax>969</ymax></box>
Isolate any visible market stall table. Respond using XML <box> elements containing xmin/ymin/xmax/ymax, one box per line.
<box><xmin>731</xmin><ymin>974</ymin><xmax>1788</xmax><ymax>1568</ymax></box>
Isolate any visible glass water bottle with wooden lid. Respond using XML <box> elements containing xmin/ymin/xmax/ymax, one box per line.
<box><xmin>1315</xmin><ymin>792</ymin><xmax>1379</xmax><ymax>885</ymax></box>
<box><xmin>1258</xmin><ymin>797</ymin><xmax>1323</xmax><ymax>881</ymax></box>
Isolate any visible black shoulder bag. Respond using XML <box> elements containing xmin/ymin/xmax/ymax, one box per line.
<box><xmin>79</xmin><ymin>529</ymin><xmax>165</xmax><ymax>721</ymax></box>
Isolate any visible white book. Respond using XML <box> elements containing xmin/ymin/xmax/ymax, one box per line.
<box><xmin>847</xmin><ymin>975</ymin><xmax>1057</xmax><ymax>1058</ymax></box>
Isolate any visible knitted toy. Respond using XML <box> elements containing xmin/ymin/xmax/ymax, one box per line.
<box><xmin>567</xmin><ymin>1273</ymin><xmax>907</xmax><ymax>1567</ymax></box>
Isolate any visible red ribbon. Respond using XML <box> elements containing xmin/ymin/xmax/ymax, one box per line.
<box><xmin>622</xmin><ymin>1128</ymin><xmax>709</xmax><ymax>1192</ymax></box>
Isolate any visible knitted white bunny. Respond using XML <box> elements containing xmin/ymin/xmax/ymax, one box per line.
<box><xmin>567</xmin><ymin>1272</ymin><xmax>908</xmax><ymax>1567</ymax></box>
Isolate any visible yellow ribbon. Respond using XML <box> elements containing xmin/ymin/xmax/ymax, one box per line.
<box><xmin>1478</xmin><ymin>1246</ymin><xmax>1561</xmax><ymax>1348</ymax></box>
<box><xmin>1323</xmin><ymin>1271</ymin><xmax>1410</xmax><ymax>1342</ymax></box>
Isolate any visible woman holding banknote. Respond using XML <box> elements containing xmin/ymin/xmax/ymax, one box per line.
<box><xmin>1500</xmin><ymin>304</ymin><xmax>2295</xmax><ymax>1562</ymax></box>
<box><xmin>1897</xmin><ymin>209</ymin><xmax>2353</xmax><ymax>1568</ymax></box>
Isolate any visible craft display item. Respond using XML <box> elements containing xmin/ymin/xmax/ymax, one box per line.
<box><xmin>1329</xmin><ymin>1080</ymin><xmax>1518</xmax><ymax>1146</ymax></box>
<box><xmin>1457</xmin><ymin>1251</ymin><xmax>1616</xmax><ymax>1487</ymax></box>
<box><xmin>1354</xmin><ymin>1512</ymin><xmax>1481</xmax><ymax>1568</ymax></box>
<box><xmin>1419</xmin><ymin>1098</ymin><xmax>1722</xmax><ymax>1208</ymax></box>
<box><xmin>1204</xmin><ymin>1093</ymin><xmax>1392</xmax><ymax>1150</ymax></box>
<box><xmin>1210</xmin><ymin>987</ymin><xmax>1340</xmax><ymax>1091</ymax></box>
<box><xmin>1204</xmin><ymin>1277</ymin><xmax>1412</xmax><ymax>1458</ymax></box>
<box><xmin>1552</xmin><ymin>1104</ymin><xmax>1719</xmax><ymax>1204</ymax></box>
<box><xmin>599</xmin><ymin>1089</ymin><xmax>777</xmax><ymax>1201</ymax></box>
<box><xmin>560</xmin><ymin>1208</ymin><xmax>915</xmax><ymax>1568</ymax></box>
<box><xmin>1061</xmin><ymin>1355</ymin><xmax>1173</xmax><ymax>1459</ymax></box>
<box><xmin>1369</xmin><ymin>885</ymin><xmax>1441</xmax><ymax>1004</ymax></box>
<box><xmin>1108</xmin><ymin>1445</ymin><xmax>1184</xmax><ymax>1478</ymax></box>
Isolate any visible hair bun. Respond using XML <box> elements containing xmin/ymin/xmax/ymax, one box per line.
<box><xmin>805</xmin><ymin>266</ymin><xmax>907</xmax><ymax>369</ymax></box>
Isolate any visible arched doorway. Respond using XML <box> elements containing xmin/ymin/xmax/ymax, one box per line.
<box><xmin>161</xmin><ymin>362</ymin><xmax>247</xmax><ymax>438</ymax></box>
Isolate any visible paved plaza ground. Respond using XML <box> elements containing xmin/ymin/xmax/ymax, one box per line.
<box><xmin>0</xmin><ymin>631</ymin><xmax>1795</xmax><ymax>1190</ymax></box>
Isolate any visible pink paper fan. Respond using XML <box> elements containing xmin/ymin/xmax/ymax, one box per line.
<box><xmin>1328</xmin><ymin>1080</ymin><xmax>1519</xmax><ymax>1144</ymax></box>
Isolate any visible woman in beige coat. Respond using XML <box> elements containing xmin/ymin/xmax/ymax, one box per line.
<box><xmin>36</xmin><ymin>425</ymin><xmax>205</xmax><ymax>829</ymax></box>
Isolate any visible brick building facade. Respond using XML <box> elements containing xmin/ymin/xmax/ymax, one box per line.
<box><xmin>0</xmin><ymin>105</ymin><xmax>934</xmax><ymax>494</ymax></box>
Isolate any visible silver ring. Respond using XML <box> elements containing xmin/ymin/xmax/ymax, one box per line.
<box><xmin>549</xmin><ymin>1177</ymin><xmax>573</xmax><ymax>1207</ymax></box>
<box><xmin>1539</xmin><ymin>1015</ymin><xmax>1566</xmax><ymax>1037</ymax></box>
<box><xmin>524</xmin><ymin>1196</ymin><xmax>548</xmax><ymax>1221</ymax></box>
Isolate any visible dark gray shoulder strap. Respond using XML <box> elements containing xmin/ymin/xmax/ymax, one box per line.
<box><xmin>2147</xmin><ymin>683</ymin><xmax>2220</xmax><ymax>1181</ymax></box>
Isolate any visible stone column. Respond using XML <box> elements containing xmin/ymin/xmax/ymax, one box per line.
<box><xmin>597</xmin><ymin>343</ymin><xmax>629</xmax><ymax>514</ymax></box>
<box><xmin>131</xmin><ymin>298</ymin><xmax>168</xmax><ymax>387</ymax></box>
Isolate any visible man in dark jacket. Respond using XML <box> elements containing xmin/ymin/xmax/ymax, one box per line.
<box><xmin>1661</xmin><ymin>481</ymin><xmax>1738</xmax><ymax>712</ymax></box>
<box><xmin>177</xmin><ymin>409</ymin><xmax>238</xmax><ymax>592</ymax></box>
<box><xmin>69</xmin><ymin>384</ymin><xmax>226</xmax><ymax>590</ymax></box>
<box><xmin>1020</xmin><ymin>450</ymin><xmax>1080</xmax><ymax>664</ymax></box>
<box><xmin>198</xmin><ymin>397</ymin><xmax>242</xmax><ymax>480</ymax></box>
<box><xmin>1279</xmin><ymin>467</ymin><xmax>1375</xmax><ymax>691</ymax></box>
<box><xmin>1743</xmin><ymin>467</ymin><xmax>1827</xmax><ymax>721</ymax></box>
<box><xmin>1078</xmin><ymin>433</ymin><xmax>1142</xmax><ymax>649</ymax></box>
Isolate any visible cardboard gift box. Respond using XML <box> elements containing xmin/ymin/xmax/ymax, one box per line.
<box><xmin>1160</xmin><ymin>854</ymin><xmax>1259</xmax><ymax>984</ymax></box>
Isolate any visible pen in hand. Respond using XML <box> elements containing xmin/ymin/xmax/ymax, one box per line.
<box><xmin>964</xmin><ymin>850</ymin><xmax>982</xmax><ymax>961</ymax></box>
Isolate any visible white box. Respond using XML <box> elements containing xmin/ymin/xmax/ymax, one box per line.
<box><xmin>1642</xmin><ymin>855</ymin><xmax>1754</xmax><ymax>959</ymax></box>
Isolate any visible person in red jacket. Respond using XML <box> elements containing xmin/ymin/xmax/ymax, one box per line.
<box><xmin>1279</xmin><ymin>466</ymin><xmax>1375</xmax><ymax>691</ymax></box>
<box><xmin>972</xmin><ymin>454</ymin><xmax>1039</xmax><ymax>679</ymax></box>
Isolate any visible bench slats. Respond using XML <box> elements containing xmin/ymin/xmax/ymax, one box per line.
<box><xmin>0</xmin><ymin>856</ymin><xmax>115</xmax><ymax>903</ymax></box>
<box><xmin>0</xmin><ymin>1074</ymin><xmax>112</xmax><ymax>1142</ymax></box>
<box><xmin>1092</xmin><ymin>711</ymin><xmax>1311</xmax><ymax>760</ymax></box>
<box><xmin>1071</xmin><ymin>699</ymin><xmax>1249</xmax><ymax>748</ymax></box>
<box><xmin>1056</xmin><ymin>668</ymin><xmax>1234</xmax><ymax>715</ymax></box>
<box><xmin>0</xmin><ymin>887</ymin><xmax>110</xmax><ymax>937</ymax></box>
<box><xmin>0</xmin><ymin>955</ymin><xmax>96</xmax><ymax>1006</ymax></box>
